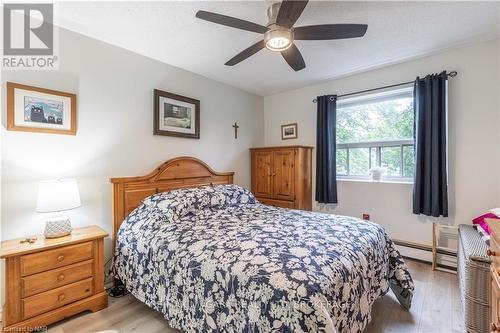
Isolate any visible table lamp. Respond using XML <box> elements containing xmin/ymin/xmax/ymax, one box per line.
<box><xmin>36</xmin><ymin>179</ymin><xmax>81</xmax><ymax>238</ymax></box>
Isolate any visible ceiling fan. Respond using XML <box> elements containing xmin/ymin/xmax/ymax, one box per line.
<box><xmin>195</xmin><ymin>0</ymin><xmax>368</xmax><ymax>72</ymax></box>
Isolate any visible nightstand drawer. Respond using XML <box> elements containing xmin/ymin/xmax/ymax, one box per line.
<box><xmin>20</xmin><ymin>242</ymin><xmax>93</xmax><ymax>276</ymax></box>
<box><xmin>22</xmin><ymin>259</ymin><xmax>94</xmax><ymax>297</ymax></box>
<box><xmin>22</xmin><ymin>277</ymin><xmax>94</xmax><ymax>319</ymax></box>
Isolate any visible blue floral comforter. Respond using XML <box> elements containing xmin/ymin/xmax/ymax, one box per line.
<box><xmin>113</xmin><ymin>185</ymin><xmax>413</xmax><ymax>333</ymax></box>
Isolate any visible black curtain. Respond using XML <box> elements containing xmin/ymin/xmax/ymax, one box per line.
<box><xmin>316</xmin><ymin>95</ymin><xmax>338</xmax><ymax>204</ymax></box>
<box><xmin>413</xmin><ymin>71</ymin><xmax>448</xmax><ymax>217</ymax></box>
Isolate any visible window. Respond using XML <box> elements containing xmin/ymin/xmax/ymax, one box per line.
<box><xmin>336</xmin><ymin>86</ymin><xmax>414</xmax><ymax>180</ymax></box>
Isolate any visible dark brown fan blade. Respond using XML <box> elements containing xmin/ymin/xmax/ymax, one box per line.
<box><xmin>294</xmin><ymin>24</ymin><xmax>368</xmax><ymax>40</ymax></box>
<box><xmin>276</xmin><ymin>0</ymin><xmax>308</xmax><ymax>28</ymax></box>
<box><xmin>281</xmin><ymin>43</ymin><xmax>305</xmax><ymax>71</ymax></box>
<box><xmin>225</xmin><ymin>40</ymin><xmax>266</xmax><ymax>66</ymax></box>
<box><xmin>196</xmin><ymin>10</ymin><xmax>268</xmax><ymax>34</ymax></box>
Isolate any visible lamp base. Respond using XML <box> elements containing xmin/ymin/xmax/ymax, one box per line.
<box><xmin>44</xmin><ymin>214</ymin><xmax>73</xmax><ymax>239</ymax></box>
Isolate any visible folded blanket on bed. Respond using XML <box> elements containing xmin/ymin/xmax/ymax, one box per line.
<box><xmin>113</xmin><ymin>185</ymin><xmax>414</xmax><ymax>333</ymax></box>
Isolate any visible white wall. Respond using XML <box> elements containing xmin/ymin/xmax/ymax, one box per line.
<box><xmin>264</xmin><ymin>39</ymin><xmax>500</xmax><ymax>246</ymax></box>
<box><xmin>1</xmin><ymin>28</ymin><xmax>264</xmax><ymax>261</ymax></box>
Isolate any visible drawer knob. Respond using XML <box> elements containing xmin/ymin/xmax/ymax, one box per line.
<box><xmin>57</xmin><ymin>255</ymin><xmax>65</xmax><ymax>262</ymax></box>
<box><xmin>58</xmin><ymin>294</ymin><xmax>65</xmax><ymax>302</ymax></box>
<box><xmin>488</xmin><ymin>249</ymin><xmax>496</xmax><ymax>257</ymax></box>
<box><xmin>57</xmin><ymin>274</ymin><xmax>65</xmax><ymax>281</ymax></box>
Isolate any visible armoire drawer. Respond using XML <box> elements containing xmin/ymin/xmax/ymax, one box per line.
<box><xmin>258</xmin><ymin>197</ymin><xmax>295</xmax><ymax>209</ymax></box>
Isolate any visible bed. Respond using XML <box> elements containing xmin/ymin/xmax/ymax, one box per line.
<box><xmin>111</xmin><ymin>157</ymin><xmax>414</xmax><ymax>333</ymax></box>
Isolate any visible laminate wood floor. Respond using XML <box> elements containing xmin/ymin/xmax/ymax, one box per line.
<box><xmin>48</xmin><ymin>259</ymin><xmax>464</xmax><ymax>333</ymax></box>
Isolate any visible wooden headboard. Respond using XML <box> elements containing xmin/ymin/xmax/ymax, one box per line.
<box><xmin>110</xmin><ymin>156</ymin><xmax>234</xmax><ymax>241</ymax></box>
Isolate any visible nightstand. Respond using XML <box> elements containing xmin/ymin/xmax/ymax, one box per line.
<box><xmin>0</xmin><ymin>225</ymin><xmax>108</xmax><ymax>332</ymax></box>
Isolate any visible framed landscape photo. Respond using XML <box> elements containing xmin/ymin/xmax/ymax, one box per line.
<box><xmin>7</xmin><ymin>82</ymin><xmax>77</xmax><ymax>135</ymax></box>
<box><xmin>154</xmin><ymin>89</ymin><xmax>200</xmax><ymax>139</ymax></box>
<box><xmin>281</xmin><ymin>123</ymin><xmax>298</xmax><ymax>140</ymax></box>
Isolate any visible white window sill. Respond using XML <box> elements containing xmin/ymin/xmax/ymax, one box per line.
<box><xmin>337</xmin><ymin>177</ymin><xmax>413</xmax><ymax>185</ymax></box>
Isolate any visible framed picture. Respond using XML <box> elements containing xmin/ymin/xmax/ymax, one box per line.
<box><xmin>154</xmin><ymin>89</ymin><xmax>200</xmax><ymax>139</ymax></box>
<box><xmin>281</xmin><ymin>123</ymin><xmax>298</xmax><ymax>140</ymax></box>
<box><xmin>7</xmin><ymin>82</ymin><xmax>77</xmax><ymax>135</ymax></box>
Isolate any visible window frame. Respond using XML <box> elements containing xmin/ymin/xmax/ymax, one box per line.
<box><xmin>335</xmin><ymin>85</ymin><xmax>415</xmax><ymax>182</ymax></box>
<box><xmin>336</xmin><ymin>139</ymin><xmax>414</xmax><ymax>181</ymax></box>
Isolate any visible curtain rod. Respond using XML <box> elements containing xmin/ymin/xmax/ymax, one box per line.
<box><xmin>312</xmin><ymin>70</ymin><xmax>458</xmax><ymax>103</ymax></box>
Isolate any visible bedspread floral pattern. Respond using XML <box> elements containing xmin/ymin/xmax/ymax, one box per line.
<box><xmin>113</xmin><ymin>185</ymin><xmax>413</xmax><ymax>333</ymax></box>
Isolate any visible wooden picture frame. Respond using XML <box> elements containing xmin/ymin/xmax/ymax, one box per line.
<box><xmin>281</xmin><ymin>123</ymin><xmax>298</xmax><ymax>140</ymax></box>
<box><xmin>154</xmin><ymin>89</ymin><xmax>200</xmax><ymax>139</ymax></box>
<box><xmin>6</xmin><ymin>82</ymin><xmax>77</xmax><ymax>135</ymax></box>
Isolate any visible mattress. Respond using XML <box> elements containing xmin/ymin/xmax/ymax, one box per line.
<box><xmin>112</xmin><ymin>185</ymin><xmax>414</xmax><ymax>333</ymax></box>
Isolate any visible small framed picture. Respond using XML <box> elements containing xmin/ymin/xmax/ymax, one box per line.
<box><xmin>154</xmin><ymin>89</ymin><xmax>200</xmax><ymax>139</ymax></box>
<box><xmin>7</xmin><ymin>82</ymin><xmax>77</xmax><ymax>135</ymax></box>
<box><xmin>281</xmin><ymin>123</ymin><xmax>298</xmax><ymax>140</ymax></box>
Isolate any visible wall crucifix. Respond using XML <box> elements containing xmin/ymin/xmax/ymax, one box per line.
<box><xmin>232</xmin><ymin>122</ymin><xmax>239</xmax><ymax>139</ymax></box>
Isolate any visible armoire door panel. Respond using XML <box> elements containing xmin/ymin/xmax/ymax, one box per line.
<box><xmin>272</xmin><ymin>149</ymin><xmax>295</xmax><ymax>200</ymax></box>
<box><xmin>253</xmin><ymin>151</ymin><xmax>273</xmax><ymax>198</ymax></box>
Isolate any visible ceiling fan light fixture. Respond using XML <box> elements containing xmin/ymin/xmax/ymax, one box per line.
<box><xmin>264</xmin><ymin>28</ymin><xmax>293</xmax><ymax>51</ymax></box>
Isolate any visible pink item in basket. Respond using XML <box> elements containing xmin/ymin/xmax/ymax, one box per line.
<box><xmin>472</xmin><ymin>213</ymin><xmax>499</xmax><ymax>235</ymax></box>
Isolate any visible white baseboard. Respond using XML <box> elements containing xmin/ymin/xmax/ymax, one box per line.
<box><xmin>395</xmin><ymin>244</ymin><xmax>433</xmax><ymax>262</ymax></box>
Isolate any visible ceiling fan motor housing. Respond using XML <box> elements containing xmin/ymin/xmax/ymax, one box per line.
<box><xmin>264</xmin><ymin>3</ymin><xmax>294</xmax><ymax>51</ymax></box>
<box><xmin>266</xmin><ymin>2</ymin><xmax>281</xmax><ymax>26</ymax></box>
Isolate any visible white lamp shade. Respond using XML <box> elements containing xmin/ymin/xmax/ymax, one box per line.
<box><xmin>37</xmin><ymin>179</ymin><xmax>81</xmax><ymax>212</ymax></box>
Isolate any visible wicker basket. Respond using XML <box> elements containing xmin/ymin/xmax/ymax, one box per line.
<box><xmin>458</xmin><ymin>224</ymin><xmax>491</xmax><ymax>333</ymax></box>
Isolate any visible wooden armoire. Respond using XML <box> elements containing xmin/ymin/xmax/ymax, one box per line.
<box><xmin>250</xmin><ymin>146</ymin><xmax>313</xmax><ymax>210</ymax></box>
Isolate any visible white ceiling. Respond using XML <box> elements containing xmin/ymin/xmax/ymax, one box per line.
<box><xmin>56</xmin><ymin>1</ymin><xmax>500</xmax><ymax>96</ymax></box>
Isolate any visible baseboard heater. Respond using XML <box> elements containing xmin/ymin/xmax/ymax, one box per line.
<box><xmin>393</xmin><ymin>239</ymin><xmax>457</xmax><ymax>271</ymax></box>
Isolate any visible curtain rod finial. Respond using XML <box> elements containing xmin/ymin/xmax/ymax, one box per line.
<box><xmin>312</xmin><ymin>96</ymin><xmax>335</xmax><ymax>103</ymax></box>
<box><xmin>448</xmin><ymin>70</ymin><xmax>457</xmax><ymax>77</ymax></box>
